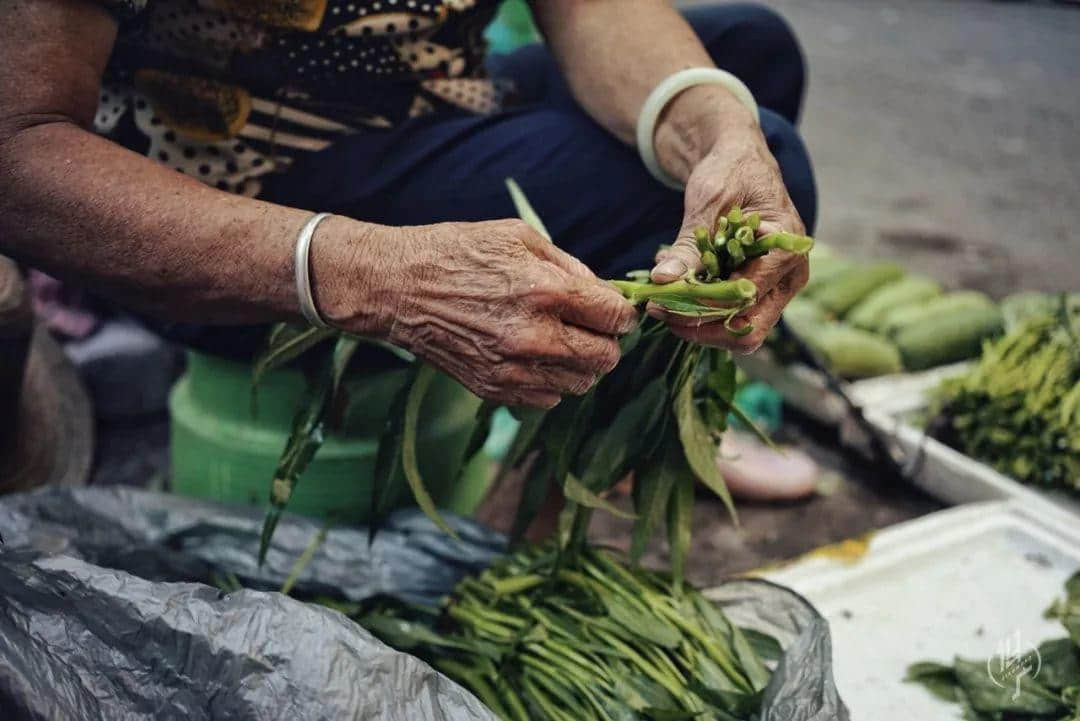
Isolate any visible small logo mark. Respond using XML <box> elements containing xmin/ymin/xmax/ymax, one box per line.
<box><xmin>987</xmin><ymin>629</ymin><xmax>1042</xmax><ymax>700</ymax></box>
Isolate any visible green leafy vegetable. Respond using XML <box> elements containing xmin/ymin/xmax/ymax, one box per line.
<box><xmin>354</xmin><ymin>544</ymin><xmax>778</xmax><ymax>721</ymax></box>
<box><xmin>253</xmin><ymin>182</ymin><xmax>811</xmax><ymax>570</ymax></box>
<box><xmin>907</xmin><ymin>571</ymin><xmax>1080</xmax><ymax>719</ymax></box>
<box><xmin>931</xmin><ymin>300</ymin><xmax>1080</xmax><ymax>493</ymax></box>
<box><xmin>402</xmin><ymin>364</ymin><xmax>458</xmax><ymax>538</ymax></box>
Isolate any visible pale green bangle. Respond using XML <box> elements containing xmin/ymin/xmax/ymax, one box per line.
<box><xmin>635</xmin><ymin>67</ymin><xmax>760</xmax><ymax>190</ymax></box>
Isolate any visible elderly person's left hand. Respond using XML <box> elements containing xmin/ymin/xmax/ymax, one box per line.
<box><xmin>647</xmin><ymin>93</ymin><xmax>809</xmax><ymax>353</ymax></box>
<box><xmin>536</xmin><ymin>1</ymin><xmax>810</xmax><ymax>355</ymax></box>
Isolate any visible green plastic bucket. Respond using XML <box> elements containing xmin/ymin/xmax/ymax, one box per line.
<box><xmin>169</xmin><ymin>351</ymin><xmax>492</xmax><ymax>524</ymax></box>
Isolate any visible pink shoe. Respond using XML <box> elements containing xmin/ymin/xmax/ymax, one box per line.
<box><xmin>715</xmin><ymin>430</ymin><xmax>820</xmax><ymax>502</ymax></box>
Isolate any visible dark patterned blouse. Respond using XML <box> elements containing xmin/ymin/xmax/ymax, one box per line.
<box><xmin>95</xmin><ymin>0</ymin><xmax>503</xmax><ymax>196</ymax></box>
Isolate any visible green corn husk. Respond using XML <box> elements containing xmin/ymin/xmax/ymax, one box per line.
<box><xmin>787</xmin><ymin>320</ymin><xmax>904</xmax><ymax>378</ymax></box>
<box><xmin>782</xmin><ymin>296</ymin><xmax>828</xmax><ymax>327</ymax></box>
<box><xmin>894</xmin><ymin>305</ymin><xmax>1003</xmax><ymax>371</ymax></box>
<box><xmin>846</xmin><ymin>276</ymin><xmax>943</xmax><ymax>331</ymax></box>
<box><xmin>802</xmin><ymin>255</ymin><xmax>856</xmax><ymax>300</ymax></box>
<box><xmin>930</xmin><ymin>305</ymin><xmax>1080</xmax><ymax>492</ymax></box>
<box><xmin>356</xmin><ymin>544</ymin><xmax>778</xmax><ymax>721</ymax></box>
<box><xmin>878</xmin><ymin>290</ymin><xmax>995</xmax><ymax>339</ymax></box>
<box><xmin>808</xmin><ymin>263</ymin><xmax>906</xmax><ymax>316</ymax></box>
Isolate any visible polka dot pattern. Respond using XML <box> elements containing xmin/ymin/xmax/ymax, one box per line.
<box><xmin>94</xmin><ymin>85</ymin><xmax>131</xmax><ymax>134</ymax></box>
<box><xmin>133</xmin><ymin>93</ymin><xmax>287</xmax><ymax>196</ymax></box>
<box><xmin>421</xmin><ymin>78</ymin><xmax>498</xmax><ymax>114</ymax></box>
<box><xmin>96</xmin><ymin>0</ymin><xmax>504</xmax><ymax>196</ymax></box>
<box><xmin>141</xmin><ymin>0</ymin><xmax>262</xmax><ymax>66</ymax></box>
<box><xmin>276</xmin><ymin>32</ymin><xmax>410</xmax><ymax>80</ymax></box>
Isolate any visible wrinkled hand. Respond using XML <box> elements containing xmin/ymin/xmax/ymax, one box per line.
<box><xmin>649</xmin><ymin>132</ymin><xmax>809</xmax><ymax>352</ymax></box>
<box><xmin>332</xmin><ymin>219</ymin><xmax>637</xmax><ymax>408</ymax></box>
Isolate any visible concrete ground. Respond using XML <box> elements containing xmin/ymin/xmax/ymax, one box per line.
<box><xmin>687</xmin><ymin>0</ymin><xmax>1080</xmax><ymax>296</ymax></box>
<box><xmin>92</xmin><ymin>0</ymin><xmax>1076</xmax><ymax>586</ymax></box>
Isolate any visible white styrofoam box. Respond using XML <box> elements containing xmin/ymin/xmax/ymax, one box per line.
<box><xmin>737</xmin><ymin>353</ymin><xmax>1079</xmax><ymax>519</ymax></box>
<box><xmin>865</xmin><ymin>409</ymin><xmax>1080</xmax><ymax>519</ymax></box>
<box><xmin>745</xmin><ymin>501</ymin><xmax>1080</xmax><ymax>721</ymax></box>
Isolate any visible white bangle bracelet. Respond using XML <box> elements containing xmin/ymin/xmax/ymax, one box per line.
<box><xmin>636</xmin><ymin>67</ymin><xmax>760</xmax><ymax>190</ymax></box>
<box><xmin>294</xmin><ymin>211</ymin><xmax>334</xmax><ymax>328</ymax></box>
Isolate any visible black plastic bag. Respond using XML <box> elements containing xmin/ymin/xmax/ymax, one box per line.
<box><xmin>0</xmin><ymin>486</ymin><xmax>504</xmax><ymax>606</ymax></box>
<box><xmin>0</xmin><ymin>487</ymin><xmax>847</xmax><ymax>720</ymax></box>
<box><xmin>0</xmin><ymin>548</ymin><xmax>497</xmax><ymax>721</ymax></box>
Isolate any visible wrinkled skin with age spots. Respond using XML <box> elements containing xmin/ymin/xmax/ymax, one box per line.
<box><xmin>317</xmin><ymin>218</ymin><xmax>639</xmax><ymax>409</ymax></box>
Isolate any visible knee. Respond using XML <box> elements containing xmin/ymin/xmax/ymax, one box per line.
<box><xmin>690</xmin><ymin>3</ymin><xmax>807</xmax><ymax>117</ymax></box>
<box><xmin>725</xmin><ymin>4</ymin><xmax>803</xmax><ymax>63</ymax></box>
<box><xmin>738</xmin><ymin>5</ymin><xmax>805</xmax><ymax>91</ymax></box>
<box><xmin>759</xmin><ymin>108</ymin><xmax>817</xmax><ymax>235</ymax></box>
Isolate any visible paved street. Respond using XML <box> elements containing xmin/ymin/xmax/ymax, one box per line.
<box><xmin>686</xmin><ymin>0</ymin><xmax>1080</xmax><ymax>294</ymax></box>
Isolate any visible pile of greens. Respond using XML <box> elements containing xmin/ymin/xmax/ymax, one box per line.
<box><xmin>350</xmin><ymin>544</ymin><xmax>780</xmax><ymax>721</ymax></box>
<box><xmin>242</xmin><ymin>185</ymin><xmax>821</xmax><ymax>721</ymax></box>
<box><xmin>907</xmin><ymin>571</ymin><xmax>1080</xmax><ymax>720</ymax></box>
<box><xmin>253</xmin><ymin>181</ymin><xmax>814</xmax><ymax>583</ymax></box>
<box><xmin>930</xmin><ymin>296</ymin><xmax>1080</xmax><ymax>492</ymax></box>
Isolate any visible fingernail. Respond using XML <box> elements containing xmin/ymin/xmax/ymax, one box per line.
<box><xmin>651</xmin><ymin>260</ymin><xmax>687</xmax><ymax>282</ymax></box>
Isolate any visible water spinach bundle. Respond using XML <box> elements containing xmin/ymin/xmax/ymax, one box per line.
<box><xmin>355</xmin><ymin>544</ymin><xmax>781</xmax><ymax>721</ymax></box>
<box><xmin>252</xmin><ymin>181</ymin><xmax>814</xmax><ymax>579</ymax></box>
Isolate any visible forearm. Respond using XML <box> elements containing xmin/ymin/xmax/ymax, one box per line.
<box><xmin>533</xmin><ymin>0</ymin><xmax>759</xmax><ymax>183</ymax></box>
<box><xmin>0</xmin><ymin>121</ymin><xmax>374</xmax><ymax>326</ymax></box>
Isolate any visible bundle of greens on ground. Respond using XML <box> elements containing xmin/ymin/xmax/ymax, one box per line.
<box><xmin>251</xmin><ymin>180</ymin><xmax>814</xmax><ymax>577</ymax></box>
<box><xmin>906</xmin><ymin>571</ymin><xmax>1080</xmax><ymax>720</ymax></box>
<box><xmin>352</xmin><ymin>544</ymin><xmax>780</xmax><ymax>721</ymax></box>
<box><xmin>774</xmin><ymin>247</ymin><xmax>1004</xmax><ymax>377</ymax></box>
<box><xmin>928</xmin><ymin>294</ymin><xmax>1080</xmax><ymax>493</ymax></box>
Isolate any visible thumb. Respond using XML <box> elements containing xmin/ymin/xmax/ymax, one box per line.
<box><xmin>650</xmin><ymin>229</ymin><xmax>704</xmax><ymax>284</ymax></box>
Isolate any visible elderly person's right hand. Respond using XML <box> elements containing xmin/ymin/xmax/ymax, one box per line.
<box><xmin>312</xmin><ymin>217</ymin><xmax>638</xmax><ymax>409</ymax></box>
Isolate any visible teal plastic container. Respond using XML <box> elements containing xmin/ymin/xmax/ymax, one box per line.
<box><xmin>485</xmin><ymin>0</ymin><xmax>540</xmax><ymax>54</ymax></box>
<box><xmin>169</xmin><ymin>351</ymin><xmax>492</xmax><ymax>524</ymax></box>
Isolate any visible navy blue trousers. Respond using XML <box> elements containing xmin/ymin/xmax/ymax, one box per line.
<box><xmin>171</xmin><ymin>3</ymin><xmax>816</xmax><ymax>358</ymax></box>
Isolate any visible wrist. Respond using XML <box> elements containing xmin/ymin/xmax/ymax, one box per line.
<box><xmin>307</xmin><ymin>215</ymin><xmax>395</xmax><ymax>336</ymax></box>
<box><xmin>652</xmin><ymin>84</ymin><xmax>759</xmax><ymax>185</ymax></box>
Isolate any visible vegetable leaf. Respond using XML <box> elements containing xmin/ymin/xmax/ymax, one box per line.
<box><xmin>667</xmin><ymin>473</ymin><xmax>693</xmax><ymax>592</ymax></box>
<box><xmin>402</xmin><ymin>364</ymin><xmax>458</xmax><ymax>539</ymax></box>
<box><xmin>510</xmin><ymin>453</ymin><xmax>552</xmax><ymax>545</ymax></box>
<box><xmin>578</xmin><ymin>377</ymin><xmax>668</xmax><ymax>493</ymax></box>
<box><xmin>258</xmin><ymin>354</ymin><xmax>335</xmax><ymax>565</ymax></box>
<box><xmin>630</xmin><ymin>435</ymin><xmax>683</xmax><ymax>563</ymax></box>
<box><xmin>953</xmin><ymin>657</ymin><xmax>1063</xmax><ymax>715</ymax></box>
<box><xmin>250</xmin><ymin>324</ymin><xmax>335</xmax><ymax>414</ymax></box>
<box><xmin>564</xmin><ymin>474</ymin><xmax>637</xmax><ymax>520</ymax></box>
<box><xmin>456</xmin><ymin>400</ymin><xmax>497</xmax><ymax>484</ymax></box>
<box><xmin>506</xmin><ymin>177</ymin><xmax>551</xmax><ymax>240</ymax></box>
<box><xmin>674</xmin><ymin>375</ymin><xmax>736</xmax><ymax>522</ymax></box>
<box><xmin>369</xmin><ymin>366</ymin><xmax>416</xmax><ymax>540</ymax></box>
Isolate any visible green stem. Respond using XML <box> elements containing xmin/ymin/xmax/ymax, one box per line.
<box><xmin>746</xmin><ymin>231</ymin><xmax>814</xmax><ymax>255</ymax></box>
<box><xmin>491</xmin><ymin>573</ymin><xmax>546</xmax><ymax>596</ymax></box>
<box><xmin>609</xmin><ymin>278</ymin><xmax>756</xmax><ymax>305</ymax></box>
